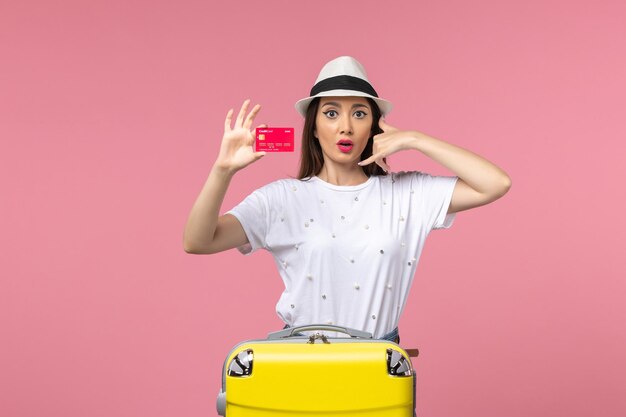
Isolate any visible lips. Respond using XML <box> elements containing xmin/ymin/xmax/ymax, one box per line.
<box><xmin>336</xmin><ymin>139</ymin><xmax>354</xmax><ymax>153</ymax></box>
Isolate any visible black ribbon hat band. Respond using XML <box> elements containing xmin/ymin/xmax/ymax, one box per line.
<box><xmin>310</xmin><ymin>75</ymin><xmax>379</xmax><ymax>98</ymax></box>
<box><xmin>295</xmin><ymin>56</ymin><xmax>392</xmax><ymax>117</ymax></box>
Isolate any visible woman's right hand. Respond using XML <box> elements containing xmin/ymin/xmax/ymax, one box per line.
<box><xmin>214</xmin><ymin>99</ymin><xmax>266</xmax><ymax>174</ymax></box>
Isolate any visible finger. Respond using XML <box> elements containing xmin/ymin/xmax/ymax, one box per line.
<box><xmin>248</xmin><ymin>123</ymin><xmax>268</xmax><ymax>146</ymax></box>
<box><xmin>235</xmin><ymin>99</ymin><xmax>251</xmax><ymax>128</ymax></box>
<box><xmin>373</xmin><ymin>131</ymin><xmax>390</xmax><ymax>142</ymax></box>
<box><xmin>378</xmin><ymin>116</ymin><xmax>387</xmax><ymax>131</ymax></box>
<box><xmin>247</xmin><ymin>130</ymin><xmax>255</xmax><ymax>146</ymax></box>
<box><xmin>224</xmin><ymin>109</ymin><xmax>234</xmax><ymax>131</ymax></box>
<box><xmin>376</xmin><ymin>158</ymin><xmax>391</xmax><ymax>172</ymax></box>
<box><xmin>252</xmin><ymin>123</ymin><xmax>267</xmax><ymax>137</ymax></box>
<box><xmin>243</xmin><ymin>104</ymin><xmax>261</xmax><ymax>130</ymax></box>
<box><xmin>252</xmin><ymin>151</ymin><xmax>266</xmax><ymax>161</ymax></box>
<box><xmin>358</xmin><ymin>155</ymin><xmax>377</xmax><ymax>166</ymax></box>
<box><xmin>378</xmin><ymin>117</ymin><xmax>396</xmax><ymax>132</ymax></box>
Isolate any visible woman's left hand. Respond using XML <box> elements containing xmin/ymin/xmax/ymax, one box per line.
<box><xmin>359</xmin><ymin>117</ymin><xmax>512</xmax><ymax>213</ymax></box>
<box><xmin>357</xmin><ymin>117</ymin><xmax>420</xmax><ymax>172</ymax></box>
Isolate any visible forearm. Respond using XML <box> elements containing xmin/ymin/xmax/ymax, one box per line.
<box><xmin>183</xmin><ymin>164</ymin><xmax>235</xmax><ymax>253</ymax></box>
<box><xmin>410</xmin><ymin>132</ymin><xmax>511</xmax><ymax>196</ymax></box>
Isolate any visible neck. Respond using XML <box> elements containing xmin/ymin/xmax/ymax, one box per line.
<box><xmin>317</xmin><ymin>164</ymin><xmax>369</xmax><ymax>186</ymax></box>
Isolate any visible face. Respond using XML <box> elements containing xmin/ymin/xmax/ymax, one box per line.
<box><xmin>314</xmin><ymin>96</ymin><xmax>373</xmax><ymax>167</ymax></box>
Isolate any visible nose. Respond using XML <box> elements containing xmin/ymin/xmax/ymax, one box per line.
<box><xmin>339</xmin><ymin>114</ymin><xmax>353</xmax><ymax>135</ymax></box>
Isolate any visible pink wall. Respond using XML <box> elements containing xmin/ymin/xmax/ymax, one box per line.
<box><xmin>2</xmin><ymin>0</ymin><xmax>625</xmax><ymax>415</ymax></box>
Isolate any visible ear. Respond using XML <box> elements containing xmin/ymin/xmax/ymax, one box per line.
<box><xmin>313</xmin><ymin>128</ymin><xmax>318</xmax><ymax>138</ymax></box>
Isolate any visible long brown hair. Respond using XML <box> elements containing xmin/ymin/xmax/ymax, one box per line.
<box><xmin>297</xmin><ymin>97</ymin><xmax>388</xmax><ymax>179</ymax></box>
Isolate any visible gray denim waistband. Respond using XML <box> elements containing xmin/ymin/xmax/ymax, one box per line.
<box><xmin>282</xmin><ymin>324</ymin><xmax>399</xmax><ymax>342</ymax></box>
<box><xmin>379</xmin><ymin>326</ymin><xmax>400</xmax><ymax>342</ymax></box>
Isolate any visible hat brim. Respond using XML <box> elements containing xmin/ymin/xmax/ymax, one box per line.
<box><xmin>295</xmin><ymin>90</ymin><xmax>393</xmax><ymax>117</ymax></box>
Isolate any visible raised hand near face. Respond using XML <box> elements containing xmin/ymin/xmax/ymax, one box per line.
<box><xmin>215</xmin><ymin>99</ymin><xmax>267</xmax><ymax>174</ymax></box>
<box><xmin>358</xmin><ymin>117</ymin><xmax>421</xmax><ymax>172</ymax></box>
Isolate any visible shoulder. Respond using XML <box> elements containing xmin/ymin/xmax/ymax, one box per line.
<box><xmin>379</xmin><ymin>171</ymin><xmax>424</xmax><ymax>187</ymax></box>
<box><xmin>381</xmin><ymin>171</ymin><xmax>457</xmax><ymax>198</ymax></box>
<box><xmin>390</xmin><ymin>171</ymin><xmax>455</xmax><ymax>185</ymax></box>
<box><xmin>250</xmin><ymin>177</ymin><xmax>293</xmax><ymax>191</ymax></box>
<box><xmin>250</xmin><ymin>177</ymin><xmax>316</xmax><ymax>198</ymax></box>
<box><xmin>391</xmin><ymin>171</ymin><xmax>428</xmax><ymax>179</ymax></box>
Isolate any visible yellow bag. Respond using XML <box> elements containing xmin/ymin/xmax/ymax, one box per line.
<box><xmin>217</xmin><ymin>325</ymin><xmax>415</xmax><ymax>416</ymax></box>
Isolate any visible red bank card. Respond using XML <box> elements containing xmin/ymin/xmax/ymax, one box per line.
<box><xmin>255</xmin><ymin>127</ymin><xmax>295</xmax><ymax>152</ymax></box>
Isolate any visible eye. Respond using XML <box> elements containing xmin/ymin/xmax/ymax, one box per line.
<box><xmin>354</xmin><ymin>110</ymin><xmax>368</xmax><ymax>119</ymax></box>
<box><xmin>322</xmin><ymin>110</ymin><xmax>338</xmax><ymax>119</ymax></box>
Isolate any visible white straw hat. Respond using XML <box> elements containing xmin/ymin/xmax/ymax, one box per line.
<box><xmin>294</xmin><ymin>56</ymin><xmax>393</xmax><ymax>117</ymax></box>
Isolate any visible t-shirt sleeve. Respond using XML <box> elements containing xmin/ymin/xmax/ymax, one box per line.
<box><xmin>226</xmin><ymin>187</ymin><xmax>271</xmax><ymax>255</ymax></box>
<box><xmin>416</xmin><ymin>172</ymin><xmax>459</xmax><ymax>230</ymax></box>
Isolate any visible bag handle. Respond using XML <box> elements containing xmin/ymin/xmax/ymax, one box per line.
<box><xmin>267</xmin><ymin>324</ymin><xmax>373</xmax><ymax>340</ymax></box>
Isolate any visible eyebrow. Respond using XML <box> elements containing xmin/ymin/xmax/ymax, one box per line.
<box><xmin>321</xmin><ymin>101</ymin><xmax>370</xmax><ymax>110</ymax></box>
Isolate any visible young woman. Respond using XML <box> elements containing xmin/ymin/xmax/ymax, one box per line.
<box><xmin>183</xmin><ymin>56</ymin><xmax>511</xmax><ymax>340</ymax></box>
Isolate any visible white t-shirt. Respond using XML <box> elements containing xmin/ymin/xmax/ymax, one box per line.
<box><xmin>228</xmin><ymin>171</ymin><xmax>458</xmax><ymax>338</ymax></box>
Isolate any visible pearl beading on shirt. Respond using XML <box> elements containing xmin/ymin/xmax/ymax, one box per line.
<box><xmin>231</xmin><ymin>171</ymin><xmax>457</xmax><ymax>339</ymax></box>
<box><xmin>314</xmin><ymin>183</ymin><xmax>406</xmax><ymax>308</ymax></box>
<box><xmin>282</xmin><ymin>172</ymin><xmax>431</xmax><ymax>331</ymax></box>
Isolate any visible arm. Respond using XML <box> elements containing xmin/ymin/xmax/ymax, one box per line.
<box><xmin>359</xmin><ymin>118</ymin><xmax>511</xmax><ymax>213</ymax></box>
<box><xmin>183</xmin><ymin>100</ymin><xmax>266</xmax><ymax>254</ymax></box>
